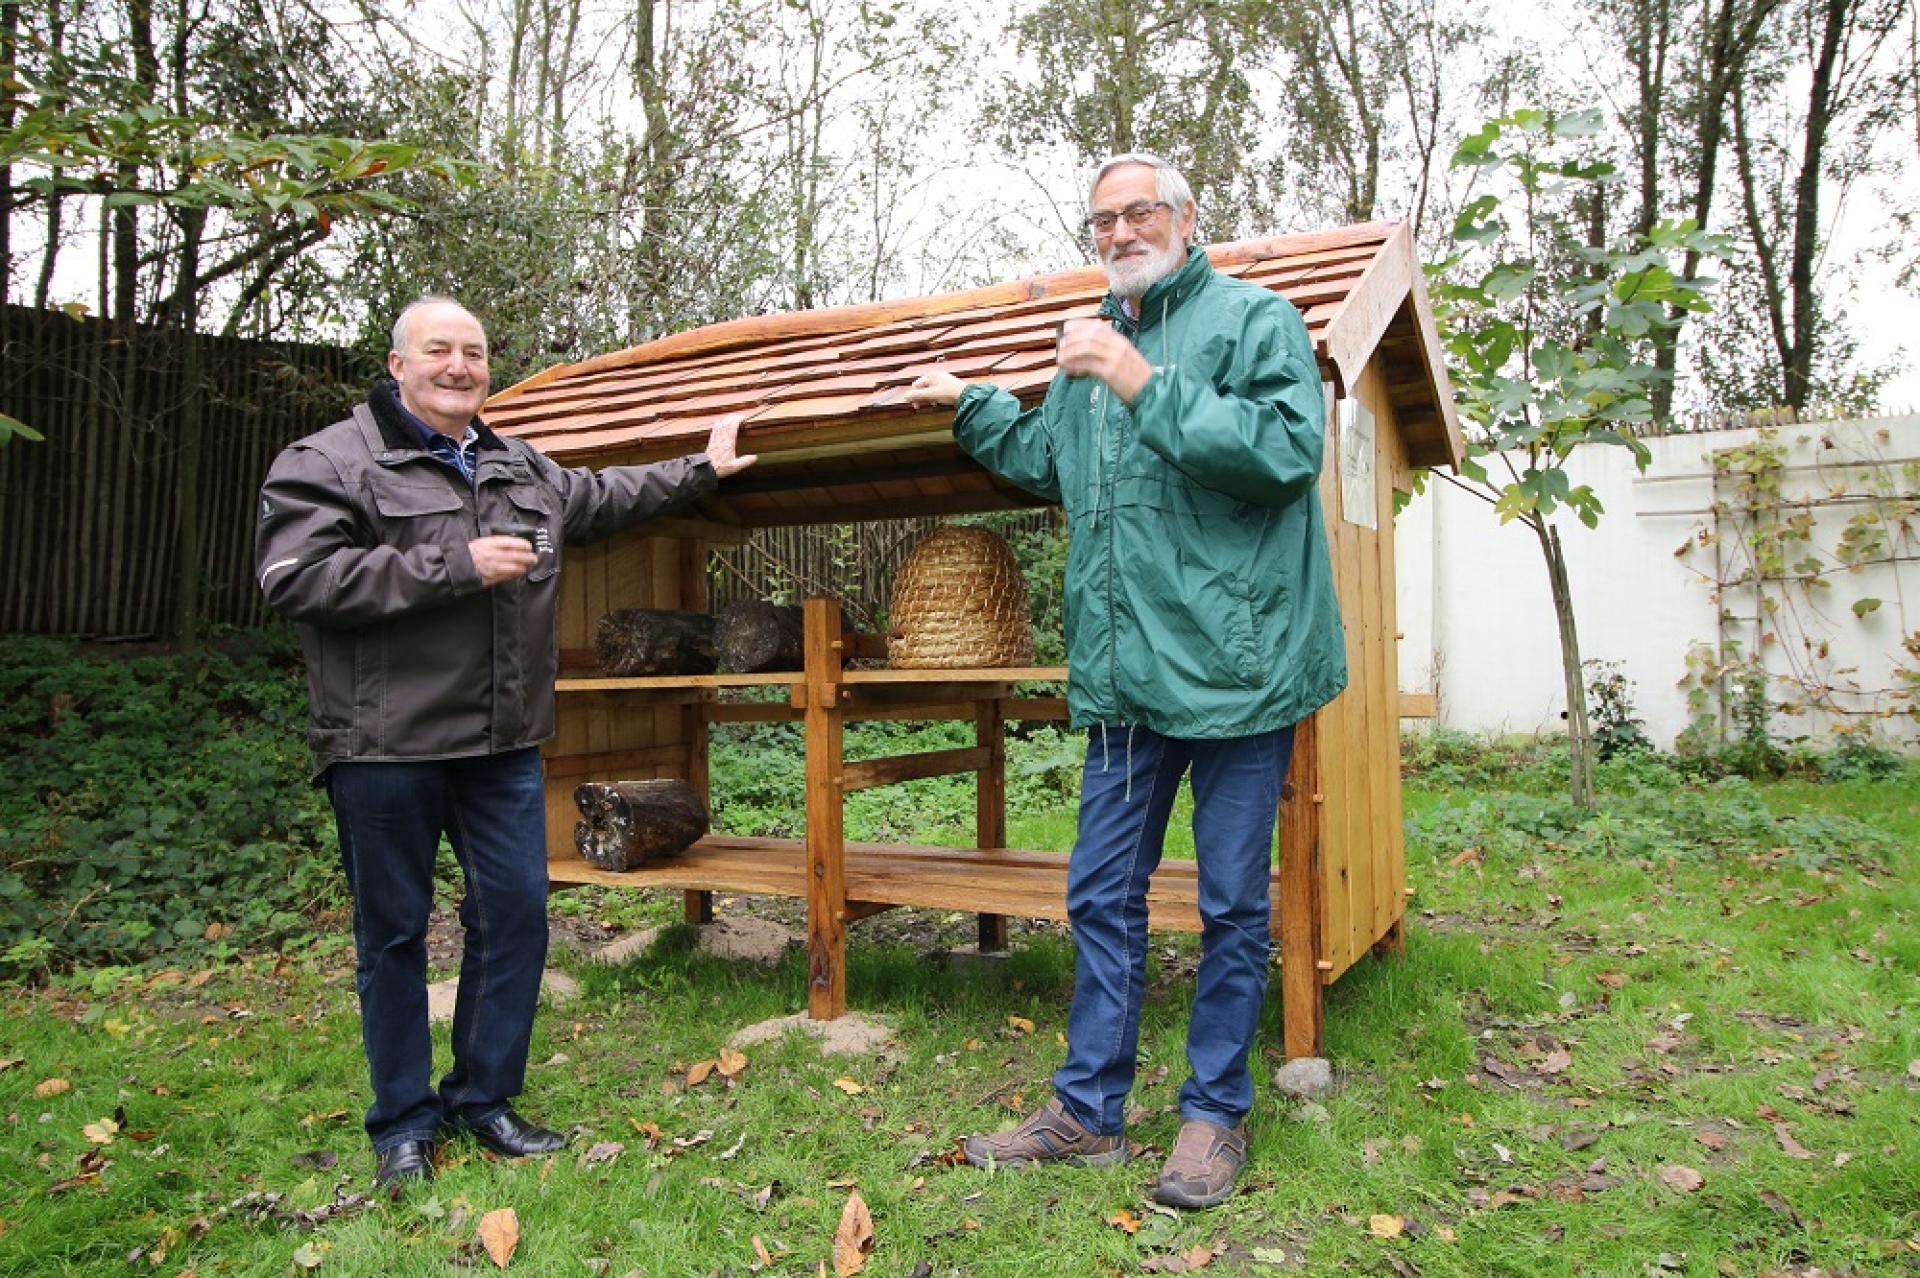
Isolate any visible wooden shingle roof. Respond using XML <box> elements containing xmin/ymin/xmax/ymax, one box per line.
<box><xmin>487</xmin><ymin>220</ymin><xmax>1461</xmax><ymax>528</ymax></box>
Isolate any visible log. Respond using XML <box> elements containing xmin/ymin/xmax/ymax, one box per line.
<box><xmin>714</xmin><ymin>600</ymin><xmax>807</xmax><ymax>672</ymax></box>
<box><xmin>594</xmin><ymin>608</ymin><xmax>717</xmax><ymax>676</ymax></box>
<box><xmin>573</xmin><ymin>780</ymin><xmax>710</xmax><ymax>872</ymax></box>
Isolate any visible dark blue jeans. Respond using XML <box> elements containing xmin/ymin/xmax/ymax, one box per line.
<box><xmin>326</xmin><ymin>747</ymin><xmax>550</xmax><ymax>1152</ymax></box>
<box><xmin>1052</xmin><ymin>724</ymin><xmax>1295</xmax><ymax>1135</ymax></box>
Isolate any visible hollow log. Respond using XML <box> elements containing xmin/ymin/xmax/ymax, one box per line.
<box><xmin>714</xmin><ymin>600</ymin><xmax>807</xmax><ymax>672</ymax></box>
<box><xmin>594</xmin><ymin>608</ymin><xmax>717</xmax><ymax>677</ymax></box>
<box><xmin>573</xmin><ymin>780</ymin><xmax>710</xmax><ymax>872</ymax></box>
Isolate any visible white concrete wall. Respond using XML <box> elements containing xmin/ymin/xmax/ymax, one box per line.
<box><xmin>1394</xmin><ymin>415</ymin><xmax>1920</xmax><ymax>749</ymax></box>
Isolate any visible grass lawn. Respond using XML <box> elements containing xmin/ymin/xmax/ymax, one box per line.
<box><xmin>1</xmin><ymin>765</ymin><xmax>1915</xmax><ymax>1276</ymax></box>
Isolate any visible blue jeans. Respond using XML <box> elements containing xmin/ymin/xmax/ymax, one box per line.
<box><xmin>326</xmin><ymin>747</ymin><xmax>550</xmax><ymax>1152</ymax></box>
<box><xmin>1052</xmin><ymin>724</ymin><xmax>1295</xmax><ymax>1134</ymax></box>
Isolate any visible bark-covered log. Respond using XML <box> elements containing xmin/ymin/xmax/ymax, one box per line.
<box><xmin>573</xmin><ymin>780</ymin><xmax>710</xmax><ymax>871</ymax></box>
<box><xmin>594</xmin><ymin>608</ymin><xmax>717</xmax><ymax>676</ymax></box>
<box><xmin>714</xmin><ymin>600</ymin><xmax>807</xmax><ymax>672</ymax></box>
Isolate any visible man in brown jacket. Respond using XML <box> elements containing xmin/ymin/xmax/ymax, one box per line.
<box><xmin>256</xmin><ymin>298</ymin><xmax>756</xmax><ymax>1190</ymax></box>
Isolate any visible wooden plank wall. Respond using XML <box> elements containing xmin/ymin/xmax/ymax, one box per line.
<box><xmin>543</xmin><ymin>535</ymin><xmax>690</xmax><ymax>861</ymax></box>
<box><xmin>0</xmin><ymin>305</ymin><xmax>371</xmax><ymax>637</ymax></box>
<box><xmin>1315</xmin><ymin>360</ymin><xmax>1411</xmax><ymax>981</ymax></box>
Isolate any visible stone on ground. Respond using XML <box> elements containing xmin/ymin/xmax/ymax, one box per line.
<box><xmin>729</xmin><ymin>1010</ymin><xmax>896</xmax><ymax>1058</ymax></box>
<box><xmin>427</xmin><ymin>970</ymin><xmax>578</xmax><ymax>1024</ymax></box>
<box><xmin>1272</xmin><ymin>1056</ymin><xmax>1333</xmax><ymax>1099</ymax></box>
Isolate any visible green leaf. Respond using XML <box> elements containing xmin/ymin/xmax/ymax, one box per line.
<box><xmin>1851</xmin><ymin>597</ymin><xmax>1882</xmax><ymax>618</ymax></box>
<box><xmin>1553</xmin><ymin>107</ymin><xmax>1605</xmax><ymax>137</ymax></box>
<box><xmin>0</xmin><ymin>412</ymin><xmax>45</xmax><ymax>445</ymax></box>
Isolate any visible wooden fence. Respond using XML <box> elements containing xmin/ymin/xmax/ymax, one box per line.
<box><xmin>0</xmin><ymin>305</ymin><xmax>373</xmax><ymax>637</ymax></box>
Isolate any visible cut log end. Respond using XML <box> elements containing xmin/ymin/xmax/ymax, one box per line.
<box><xmin>572</xmin><ymin>779</ymin><xmax>709</xmax><ymax>872</ymax></box>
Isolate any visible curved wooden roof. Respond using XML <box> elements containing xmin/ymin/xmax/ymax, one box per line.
<box><xmin>486</xmin><ymin>220</ymin><xmax>1461</xmax><ymax>526</ymax></box>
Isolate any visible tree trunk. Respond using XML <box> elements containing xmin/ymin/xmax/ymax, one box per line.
<box><xmin>714</xmin><ymin>600</ymin><xmax>807</xmax><ymax>672</ymax></box>
<box><xmin>594</xmin><ymin>607</ymin><xmax>718</xmax><ymax>676</ymax></box>
<box><xmin>169</xmin><ymin>205</ymin><xmax>207</xmax><ymax>644</ymax></box>
<box><xmin>1537</xmin><ymin>520</ymin><xmax>1596</xmax><ymax>808</ymax></box>
<box><xmin>573</xmin><ymin>779</ymin><xmax>709</xmax><ymax>871</ymax></box>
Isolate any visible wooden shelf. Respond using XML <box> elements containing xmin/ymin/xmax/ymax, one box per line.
<box><xmin>555</xmin><ymin>672</ymin><xmax>797</xmax><ymax>692</ymax></box>
<box><xmin>549</xmin><ymin>834</ymin><xmax>1217</xmax><ymax>933</ymax></box>
<box><xmin>841</xmin><ymin>666</ymin><xmax>1067</xmax><ymax>684</ymax></box>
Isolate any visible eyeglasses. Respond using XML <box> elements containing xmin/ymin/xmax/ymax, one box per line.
<box><xmin>1084</xmin><ymin>201</ymin><xmax>1173</xmax><ymax>237</ymax></box>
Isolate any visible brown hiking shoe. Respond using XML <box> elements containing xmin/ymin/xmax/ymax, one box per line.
<box><xmin>1153</xmin><ymin>1118</ymin><xmax>1248</xmax><ymax>1209</ymax></box>
<box><xmin>962</xmin><ymin>1099</ymin><xmax>1127</xmax><ymax>1169</ymax></box>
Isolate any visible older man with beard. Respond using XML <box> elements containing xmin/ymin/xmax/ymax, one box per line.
<box><xmin>905</xmin><ymin>154</ymin><xmax>1346</xmax><ymax>1209</ymax></box>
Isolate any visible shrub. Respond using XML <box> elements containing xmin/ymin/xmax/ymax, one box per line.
<box><xmin>0</xmin><ymin>631</ymin><xmax>343</xmax><ymax>977</ymax></box>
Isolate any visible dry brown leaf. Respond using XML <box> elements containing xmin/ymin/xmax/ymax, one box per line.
<box><xmin>81</xmin><ymin>1117</ymin><xmax>118</xmax><ymax>1145</ymax></box>
<box><xmin>1657</xmin><ymin>1164</ymin><xmax>1704</xmax><ymax>1193</ymax></box>
<box><xmin>0</xmin><ymin>1057</ymin><xmax>22</xmax><ymax>1072</ymax></box>
<box><xmin>753</xmin><ymin>1235</ymin><xmax>773</xmax><ymax>1266</ymax></box>
<box><xmin>477</xmin><ymin>1207</ymin><xmax>519</xmax><ymax>1269</ymax></box>
<box><xmin>717</xmin><ymin>1048</ymin><xmax>749</xmax><ymax>1079</ymax></box>
<box><xmin>687</xmin><ymin>1059</ymin><xmax>717</xmax><ymax>1087</ymax></box>
<box><xmin>832</xmin><ymin>1189</ymin><xmax>874</xmax><ymax>1277</ymax></box>
<box><xmin>1436</xmin><ymin>1226</ymin><xmax>1457</xmax><ymax>1242</ymax></box>
<box><xmin>1906</xmin><ymin>1059</ymin><xmax>1919</xmax><ymax>1080</ymax></box>
<box><xmin>1447</xmin><ymin>848</ymin><xmax>1480</xmax><ymax>866</ymax></box>
<box><xmin>1537</xmin><ymin>1049</ymin><xmax>1573</xmax><ymax>1075</ymax></box>
<box><xmin>1005</xmin><ymin>1016</ymin><xmax>1035</xmax><ymax>1034</ymax></box>
<box><xmin>1594</xmin><ymin>972</ymin><xmax>1628</xmax><ymax>989</ymax></box>
<box><xmin>1182</xmin><ymin>1244</ymin><xmax>1214</xmax><ymax>1269</ymax></box>
<box><xmin>1105</xmin><ymin>1209</ymin><xmax>1141</xmax><ymax>1234</ymax></box>
<box><xmin>1369</xmin><ymin>1214</ymin><xmax>1405</xmax><ymax>1239</ymax></box>
<box><xmin>832</xmin><ymin>1077</ymin><xmax>866</xmax><ymax>1096</ymax></box>
<box><xmin>34</xmin><ymin>1078</ymin><xmax>71</xmax><ymax>1098</ymax></box>
<box><xmin>1772</xmin><ymin>1123</ymin><xmax>1814</xmax><ymax>1160</ymax></box>
<box><xmin>1694</xmin><ymin>1130</ymin><xmax>1730</xmax><ymax>1151</ymax></box>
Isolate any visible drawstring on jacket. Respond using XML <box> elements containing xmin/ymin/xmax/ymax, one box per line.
<box><xmin>1096</xmin><ymin>723</ymin><xmax>1138</xmax><ymax>803</ymax></box>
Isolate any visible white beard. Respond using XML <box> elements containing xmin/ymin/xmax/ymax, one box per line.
<box><xmin>1102</xmin><ymin>238</ymin><xmax>1187</xmax><ymax>300</ymax></box>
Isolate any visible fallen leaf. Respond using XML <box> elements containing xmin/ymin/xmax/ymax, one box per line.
<box><xmin>1369</xmin><ymin>1214</ymin><xmax>1405</xmax><ymax>1238</ymax></box>
<box><xmin>1106</xmin><ymin>1209</ymin><xmax>1141</xmax><ymax>1234</ymax></box>
<box><xmin>687</xmin><ymin>1059</ymin><xmax>717</xmax><ymax>1086</ymax></box>
<box><xmin>753</xmin><ymin>1235</ymin><xmax>774</xmax><ymax>1266</ymax></box>
<box><xmin>1758</xmin><ymin>1189</ymin><xmax>1803</xmax><ymax>1226</ymax></box>
<box><xmin>1436</xmin><ymin>1226</ymin><xmax>1457</xmax><ymax>1242</ymax></box>
<box><xmin>1448</xmin><ymin>848</ymin><xmax>1480</xmax><ymax>866</ymax></box>
<box><xmin>581</xmin><ymin>1141</ymin><xmax>624</xmax><ymax>1165</ymax></box>
<box><xmin>832</xmin><ymin>1189</ymin><xmax>874</xmax><ymax>1276</ymax></box>
<box><xmin>1695</xmin><ymin>1130</ymin><xmax>1730</xmax><ymax>1151</ymax></box>
<box><xmin>82</xmin><ymin>1117</ymin><xmax>119</xmax><ymax>1145</ymax></box>
<box><xmin>477</xmin><ymin>1208</ymin><xmax>518</xmax><ymax>1268</ymax></box>
<box><xmin>35</xmin><ymin>1078</ymin><xmax>71</xmax><ymax>1098</ymax></box>
<box><xmin>832</xmin><ymin>1078</ymin><xmax>866</xmax><ymax>1096</ymax></box>
<box><xmin>1772</xmin><ymin>1123</ymin><xmax>1813</xmax><ymax>1160</ymax></box>
<box><xmin>1907</xmin><ymin>1059</ymin><xmax>1919</xmax><ymax>1080</ymax></box>
<box><xmin>1657</xmin><ymin>1164</ymin><xmax>1704</xmax><ymax>1193</ymax></box>
<box><xmin>288</xmin><ymin>1241</ymin><xmax>325</xmax><ymax>1271</ymax></box>
<box><xmin>1561</xmin><ymin>1128</ymin><xmax>1603</xmax><ymax>1152</ymax></box>
<box><xmin>1594</xmin><ymin>972</ymin><xmax>1628</xmax><ymax>988</ymax></box>
<box><xmin>716</xmin><ymin>1047</ymin><xmax>749</xmax><ymax>1079</ymax></box>
<box><xmin>1006</xmin><ymin>1016</ymin><xmax>1034</xmax><ymax>1034</ymax></box>
<box><xmin>1537</xmin><ymin>1049</ymin><xmax>1573</xmax><ymax>1075</ymax></box>
<box><xmin>0</xmin><ymin>1057</ymin><xmax>22</xmax><ymax>1072</ymax></box>
<box><xmin>1182</xmin><ymin>1244</ymin><xmax>1214</xmax><ymax>1269</ymax></box>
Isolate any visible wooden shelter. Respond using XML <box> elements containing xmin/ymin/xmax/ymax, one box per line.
<box><xmin>485</xmin><ymin>220</ymin><xmax>1462</xmax><ymax>1059</ymax></box>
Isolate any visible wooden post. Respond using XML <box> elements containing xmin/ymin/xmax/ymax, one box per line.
<box><xmin>1277</xmin><ymin>714</ymin><xmax>1325</xmax><ymax>1059</ymax></box>
<box><xmin>803</xmin><ymin>595</ymin><xmax>847</xmax><ymax>1019</ymax></box>
<box><xmin>680</xmin><ymin>538</ymin><xmax>714</xmax><ymax>927</ymax></box>
<box><xmin>974</xmin><ymin>699</ymin><xmax>1009</xmax><ymax>952</ymax></box>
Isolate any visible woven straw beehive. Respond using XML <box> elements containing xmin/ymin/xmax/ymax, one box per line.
<box><xmin>887</xmin><ymin>526</ymin><xmax>1034</xmax><ymax>668</ymax></box>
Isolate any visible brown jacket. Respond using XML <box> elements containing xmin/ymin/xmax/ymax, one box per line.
<box><xmin>256</xmin><ymin>385</ymin><xmax>715</xmax><ymax>778</ymax></box>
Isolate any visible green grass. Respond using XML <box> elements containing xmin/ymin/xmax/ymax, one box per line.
<box><xmin>2</xmin><ymin>766</ymin><xmax>1916</xmax><ymax>1276</ymax></box>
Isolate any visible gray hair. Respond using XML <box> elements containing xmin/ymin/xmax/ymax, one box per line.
<box><xmin>1088</xmin><ymin>152</ymin><xmax>1197</xmax><ymax>240</ymax></box>
<box><xmin>390</xmin><ymin>295</ymin><xmax>475</xmax><ymax>356</ymax></box>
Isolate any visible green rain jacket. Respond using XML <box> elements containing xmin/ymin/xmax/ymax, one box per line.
<box><xmin>953</xmin><ymin>246</ymin><xmax>1347</xmax><ymax>739</ymax></box>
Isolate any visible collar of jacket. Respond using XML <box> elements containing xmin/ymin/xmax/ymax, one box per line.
<box><xmin>366</xmin><ymin>377</ymin><xmax>507</xmax><ymax>455</ymax></box>
<box><xmin>1099</xmin><ymin>244</ymin><xmax>1214</xmax><ymax>332</ymax></box>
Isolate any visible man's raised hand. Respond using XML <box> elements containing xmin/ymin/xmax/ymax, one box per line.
<box><xmin>704</xmin><ymin>410</ymin><xmax>759</xmax><ymax>478</ymax></box>
<box><xmin>903</xmin><ymin>369</ymin><xmax>966</xmax><ymax>407</ymax></box>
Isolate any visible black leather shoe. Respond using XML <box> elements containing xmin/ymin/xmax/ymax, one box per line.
<box><xmin>455</xmin><ymin>1109</ymin><xmax>566</xmax><ymax>1158</ymax></box>
<box><xmin>373</xmin><ymin>1139</ymin><xmax>435</xmax><ymax>1191</ymax></box>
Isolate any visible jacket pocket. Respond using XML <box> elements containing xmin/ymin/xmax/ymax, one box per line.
<box><xmin>499</xmin><ymin>486</ymin><xmax>560</xmax><ymax>582</ymax></box>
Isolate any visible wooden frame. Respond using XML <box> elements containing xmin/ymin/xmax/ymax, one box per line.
<box><xmin>547</xmin><ymin>597</ymin><xmax>1342</xmax><ymax>1056</ymax></box>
